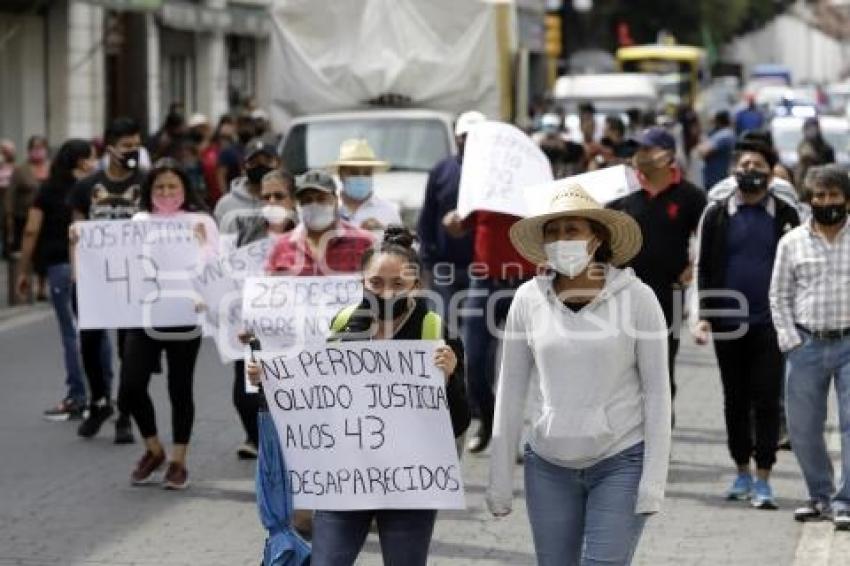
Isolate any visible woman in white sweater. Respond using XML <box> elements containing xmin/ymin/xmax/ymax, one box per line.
<box><xmin>487</xmin><ymin>183</ymin><xmax>671</xmax><ymax>566</ymax></box>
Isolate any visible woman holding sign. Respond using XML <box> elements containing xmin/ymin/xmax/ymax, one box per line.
<box><xmin>120</xmin><ymin>159</ymin><xmax>218</xmax><ymax>490</ymax></box>
<box><xmin>487</xmin><ymin>184</ymin><xmax>671</xmax><ymax>565</ymax></box>
<box><xmin>247</xmin><ymin>226</ymin><xmax>470</xmax><ymax>566</ymax></box>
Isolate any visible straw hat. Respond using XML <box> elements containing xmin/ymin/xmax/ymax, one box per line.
<box><xmin>329</xmin><ymin>138</ymin><xmax>390</xmax><ymax>172</ymax></box>
<box><xmin>509</xmin><ymin>184</ymin><xmax>643</xmax><ymax>267</ymax></box>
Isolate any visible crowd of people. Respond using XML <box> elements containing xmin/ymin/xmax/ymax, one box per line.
<box><xmin>5</xmin><ymin>95</ymin><xmax>850</xmax><ymax>564</ymax></box>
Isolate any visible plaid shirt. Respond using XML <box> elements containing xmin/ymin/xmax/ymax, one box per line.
<box><xmin>769</xmin><ymin>218</ymin><xmax>850</xmax><ymax>352</ymax></box>
<box><xmin>265</xmin><ymin>221</ymin><xmax>375</xmax><ymax>276</ymax></box>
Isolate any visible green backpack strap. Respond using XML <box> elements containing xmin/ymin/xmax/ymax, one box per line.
<box><xmin>330</xmin><ymin>305</ymin><xmax>359</xmax><ymax>334</ymax></box>
<box><xmin>420</xmin><ymin>312</ymin><xmax>442</xmax><ymax>340</ymax></box>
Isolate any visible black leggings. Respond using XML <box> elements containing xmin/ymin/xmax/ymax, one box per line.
<box><xmin>713</xmin><ymin>324</ymin><xmax>783</xmax><ymax>470</ymax></box>
<box><xmin>233</xmin><ymin>360</ymin><xmax>261</xmax><ymax>446</ymax></box>
<box><xmin>79</xmin><ymin>328</ymin><xmax>126</xmax><ymax>404</ymax></box>
<box><xmin>119</xmin><ymin>328</ymin><xmax>201</xmax><ymax>444</ymax></box>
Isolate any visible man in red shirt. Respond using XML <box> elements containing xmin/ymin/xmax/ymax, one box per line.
<box><xmin>444</xmin><ymin>209</ymin><xmax>536</xmax><ymax>452</ymax></box>
<box><xmin>266</xmin><ymin>169</ymin><xmax>374</xmax><ymax>275</ymax></box>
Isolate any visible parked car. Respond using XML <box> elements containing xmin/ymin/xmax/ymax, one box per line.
<box><xmin>279</xmin><ymin>109</ymin><xmax>457</xmax><ymax>226</ymax></box>
<box><xmin>771</xmin><ymin>115</ymin><xmax>850</xmax><ymax>169</ymax></box>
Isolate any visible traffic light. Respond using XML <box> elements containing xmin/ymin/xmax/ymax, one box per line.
<box><xmin>545</xmin><ymin>14</ymin><xmax>562</xmax><ymax>57</ymax></box>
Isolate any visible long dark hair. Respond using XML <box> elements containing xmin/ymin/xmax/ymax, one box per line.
<box><xmin>139</xmin><ymin>158</ymin><xmax>208</xmax><ymax>213</ymax></box>
<box><xmin>46</xmin><ymin>139</ymin><xmax>93</xmax><ymax>190</ymax></box>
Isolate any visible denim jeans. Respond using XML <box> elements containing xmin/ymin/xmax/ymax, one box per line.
<box><xmin>462</xmin><ymin>276</ymin><xmax>522</xmax><ymax>421</ymax></box>
<box><xmin>785</xmin><ymin>333</ymin><xmax>850</xmax><ymax>511</ymax></box>
<box><xmin>524</xmin><ymin>442</ymin><xmax>648</xmax><ymax>566</ymax></box>
<box><xmin>46</xmin><ymin>263</ymin><xmax>86</xmax><ymax>404</ymax></box>
<box><xmin>311</xmin><ymin>509</ymin><xmax>437</xmax><ymax>566</ymax></box>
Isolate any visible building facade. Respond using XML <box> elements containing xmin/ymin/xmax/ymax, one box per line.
<box><xmin>0</xmin><ymin>0</ymin><xmax>272</xmax><ymax>152</ymax></box>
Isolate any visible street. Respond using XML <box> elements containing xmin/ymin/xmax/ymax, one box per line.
<box><xmin>0</xmin><ymin>310</ymin><xmax>846</xmax><ymax>566</ymax></box>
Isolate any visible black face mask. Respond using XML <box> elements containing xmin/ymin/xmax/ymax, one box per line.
<box><xmin>735</xmin><ymin>170</ymin><xmax>769</xmax><ymax>194</ymax></box>
<box><xmin>118</xmin><ymin>149</ymin><xmax>140</xmax><ymax>171</ymax></box>
<box><xmin>811</xmin><ymin>203</ymin><xmax>848</xmax><ymax>226</ymax></box>
<box><xmin>189</xmin><ymin>130</ymin><xmax>205</xmax><ymax>144</ymax></box>
<box><xmin>245</xmin><ymin>165</ymin><xmax>272</xmax><ymax>185</ymax></box>
<box><xmin>364</xmin><ymin>289</ymin><xmax>411</xmax><ymax>321</ymax></box>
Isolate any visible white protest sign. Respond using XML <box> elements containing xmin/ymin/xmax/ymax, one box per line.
<box><xmin>242</xmin><ymin>275</ymin><xmax>362</xmax><ymax>352</ymax></box>
<box><xmin>192</xmin><ymin>237</ymin><xmax>276</xmax><ymax>361</ymax></box>
<box><xmin>457</xmin><ymin>121</ymin><xmax>553</xmax><ymax>219</ymax></box>
<box><xmin>75</xmin><ymin>219</ymin><xmax>202</xmax><ymax>329</ymax></box>
<box><xmin>257</xmin><ymin>340</ymin><xmax>464</xmax><ymax>510</ymax></box>
<box><xmin>522</xmin><ymin>165</ymin><xmax>641</xmax><ymax>216</ymax></box>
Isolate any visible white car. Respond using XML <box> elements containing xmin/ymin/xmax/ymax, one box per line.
<box><xmin>279</xmin><ymin>109</ymin><xmax>457</xmax><ymax>226</ymax></box>
<box><xmin>771</xmin><ymin>116</ymin><xmax>850</xmax><ymax>169</ymax></box>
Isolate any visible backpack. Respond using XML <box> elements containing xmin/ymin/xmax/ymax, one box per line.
<box><xmin>329</xmin><ymin>305</ymin><xmax>442</xmax><ymax>340</ymax></box>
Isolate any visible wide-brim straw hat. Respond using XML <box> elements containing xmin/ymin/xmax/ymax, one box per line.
<box><xmin>509</xmin><ymin>184</ymin><xmax>643</xmax><ymax>267</ymax></box>
<box><xmin>329</xmin><ymin>138</ymin><xmax>390</xmax><ymax>172</ymax></box>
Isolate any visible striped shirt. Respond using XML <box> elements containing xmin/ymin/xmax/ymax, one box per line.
<box><xmin>769</xmin><ymin>218</ymin><xmax>850</xmax><ymax>352</ymax></box>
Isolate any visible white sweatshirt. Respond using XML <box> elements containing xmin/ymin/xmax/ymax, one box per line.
<box><xmin>487</xmin><ymin>267</ymin><xmax>672</xmax><ymax>515</ymax></box>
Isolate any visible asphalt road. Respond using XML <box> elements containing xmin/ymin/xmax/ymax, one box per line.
<box><xmin>0</xmin><ymin>311</ymin><xmax>847</xmax><ymax>565</ymax></box>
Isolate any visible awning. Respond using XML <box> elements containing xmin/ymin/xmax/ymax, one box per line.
<box><xmin>158</xmin><ymin>2</ymin><xmax>271</xmax><ymax>38</ymax></box>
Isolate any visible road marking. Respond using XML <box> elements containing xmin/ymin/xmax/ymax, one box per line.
<box><xmin>0</xmin><ymin>309</ymin><xmax>51</xmax><ymax>333</ymax></box>
<box><xmin>792</xmin><ymin>400</ymin><xmax>840</xmax><ymax>566</ymax></box>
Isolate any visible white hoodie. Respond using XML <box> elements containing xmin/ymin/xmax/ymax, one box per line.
<box><xmin>487</xmin><ymin>267</ymin><xmax>672</xmax><ymax>515</ymax></box>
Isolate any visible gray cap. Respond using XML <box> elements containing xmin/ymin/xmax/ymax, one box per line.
<box><xmin>295</xmin><ymin>169</ymin><xmax>337</xmax><ymax>195</ymax></box>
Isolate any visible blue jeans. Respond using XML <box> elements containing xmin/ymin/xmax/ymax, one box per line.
<box><xmin>524</xmin><ymin>442</ymin><xmax>648</xmax><ymax>566</ymax></box>
<box><xmin>785</xmin><ymin>333</ymin><xmax>850</xmax><ymax>511</ymax></box>
<box><xmin>462</xmin><ymin>276</ymin><xmax>522</xmax><ymax>421</ymax></box>
<box><xmin>46</xmin><ymin>263</ymin><xmax>86</xmax><ymax>404</ymax></box>
<box><xmin>311</xmin><ymin>509</ymin><xmax>437</xmax><ymax>566</ymax></box>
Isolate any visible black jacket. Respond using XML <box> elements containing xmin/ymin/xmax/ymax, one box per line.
<box><xmin>332</xmin><ymin>297</ymin><xmax>471</xmax><ymax>438</ymax></box>
<box><xmin>696</xmin><ymin>193</ymin><xmax>800</xmax><ymax>323</ymax></box>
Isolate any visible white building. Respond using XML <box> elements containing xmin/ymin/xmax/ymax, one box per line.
<box><xmin>0</xmin><ymin>0</ymin><xmax>272</xmax><ymax>152</ymax></box>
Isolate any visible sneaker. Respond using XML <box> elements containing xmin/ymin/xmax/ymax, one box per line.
<box><xmin>236</xmin><ymin>441</ymin><xmax>258</xmax><ymax>460</ymax></box>
<box><xmin>163</xmin><ymin>462</ymin><xmax>189</xmax><ymax>490</ymax></box>
<box><xmin>114</xmin><ymin>414</ymin><xmax>135</xmax><ymax>445</ymax></box>
<box><xmin>43</xmin><ymin>398</ymin><xmax>85</xmax><ymax>422</ymax></box>
<box><xmin>466</xmin><ymin>420</ymin><xmax>492</xmax><ymax>454</ymax></box>
<box><xmin>794</xmin><ymin>499</ymin><xmax>832</xmax><ymax>522</ymax></box>
<box><xmin>77</xmin><ymin>400</ymin><xmax>114</xmax><ymax>438</ymax></box>
<box><xmin>726</xmin><ymin>473</ymin><xmax>753</xmax><ymax>501</ymax></box>
<box><xmin>130</xmin><ymin>450</ymin><xmax>166</xmax><ymax>485</ymax></box>
<box><xmin>833</xmin><ymin>509</ymin><xmax>850</xmax><ymax>531</ymax></box>
<box><xmin>751</xmin><ymin>479</ymin><xmax>778</xmax><ymax>510</ymax></box>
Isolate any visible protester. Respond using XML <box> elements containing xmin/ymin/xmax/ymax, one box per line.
<box><xmin>488</xmin><ymin>184</ymin><xmax>671</xmax><ymax>565</ymax></box>
<box><xmin>593</xmin><ymin>115</ymin><xmax>636</xmax><ymax>170</ymax></box>
<box><xmin>769</xmin><ymin>164</ymin><xmax>850</xmax><ymax>529</ymax></box>
<box><xmin>693</xmin><ymin>138</ymin><xmax>799</xmax><ymax>509</ymax></box>
<box><xmin>796</xmin><ymin>118</ymin><xmax>835</xmax><ymax>189</ymax></box>
<box><xmin>202</xmin><ymin>115</ymin><xmax>235</xmax><ymax>205</ymax></box>
<box><xmin>331</xmin><ymin>138</ymin><xmax>401</xmax><ymax>230</ymax></box>
<box><xmin>16</xmin><ymin>139</ymin><xmax>97</xmax><ymax>420</ymax></box>
<box><xmin>249</xmin><ymin>226</ymin><xmax>470</xmax><ymax>566</ymax></box>
<box><xmin>7</xmin><ymin>135</ymin><xmax>50</xmax><ymax>299</ymax></box>
<box><xmin>417</xmin><ymin>111</ymin><xmax>481</xmax><ymax>320</ymax></box>
<box><xmin>0</xmin><ymin>139</ymin><xmax>16</xmax><ymax>258</ymax></box>
<box><xmin>735</xmin><ymin>94</ymin><xmax>765</xmax><ymax>135</ymax></box>
<box><xmin>218</xmin><ymin>114</ymin><xmax>256</xmax><ymax>191</ymax></box>
<box><xmin>147</xmin><ymin>110</ymin><xmax>187</xmax><ymax>161</ymax></box>
<box><xmin>265</xmin><ymin>169</ymin><xmax>373</xmax><ymax>276</ymax></box>
<box><xmin>214</xmin><ymin>139</ymin><xmax>280</xmax><ymax>234</ymax></box>
<box><xmin>698</xmin><ymin>110</ymin><xmax>736</xmax><ymax>191</ymax></box>
<box><xmin>535</xmin><ymin>113</ymin><xmax>585</xmax><ymax>178</ymax></box>
<box><xmin>120</xmin><ymin>159</ymin><xmax>217</xmax><ymax>490</ymax></box>
<box><xmin>230</xmin><ymin>169</ymin><xmax>297</xmax><ymax>460</ymax></box>
<box><xmin>70</xmin><ymin>116</ymin><xmax>146</xmax><ymax>443</ymax></box>
<box><xmin>609</xmin><ymin>127</ymin><xmax>706</xmax><ymax>423</ymax></box>
<box><xmin>579</xmin><ymin>102</ymin><xmax>603</xmax><ymax>171</ymax></box>
<box><xmin>442</xmin><ymin>196</ymin><xmax>537</xmax><ymax>453</ymax></box>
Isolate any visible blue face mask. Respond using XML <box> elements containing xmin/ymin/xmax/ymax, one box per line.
<box><xmin>342</xmin><ymin>175</ymin><xmax>373</xmax><ymax>201</ymax></box>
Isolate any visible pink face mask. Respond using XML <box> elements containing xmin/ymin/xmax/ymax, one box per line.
<box><xmin>152</xmin><ymin>193</ymin><xmax>185</xmax><ymax>215</ymax></box>
<box><xmin>29</xmin><ymin>147</ymin><xmax>47</xmax><ymax>163</ymax></box>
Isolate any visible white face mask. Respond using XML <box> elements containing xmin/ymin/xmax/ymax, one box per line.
<box><xmin>544</xmin><ymin>240</ymin><xmax>593</xmax><ymax>278</ymax></box>
<box><xmin>297</xmin><ymin>203</ymin><xmax>336</xmax><ymax>231</ymax></box>
<box><xmin>261</xmin><ymin>205</ymin><xmax>294</xmax><ymax>226</ymax></box>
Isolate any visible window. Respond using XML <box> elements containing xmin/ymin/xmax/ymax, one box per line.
<box><xmin>227</xmin><ymin>35</ymin><xmax>256</xmax><ymax>109</ymax></box>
